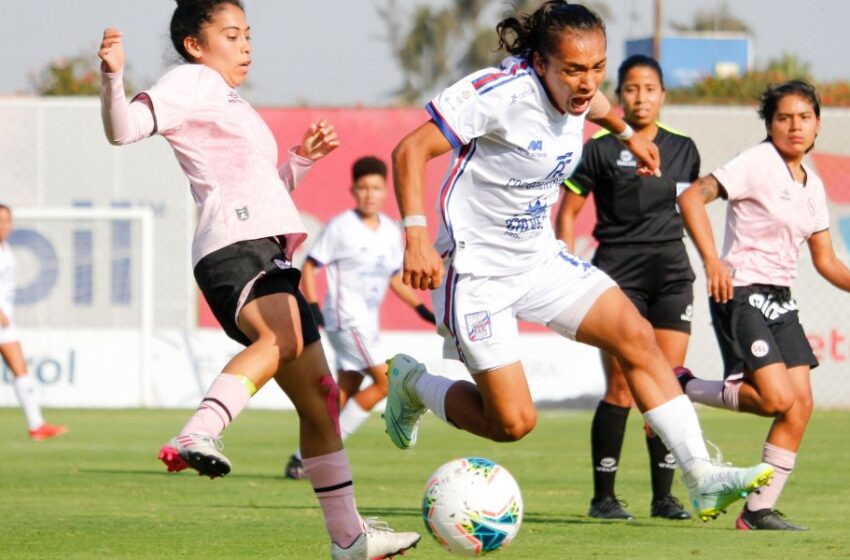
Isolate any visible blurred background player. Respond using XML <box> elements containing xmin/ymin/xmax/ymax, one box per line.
<box><xmin>0</xmin><ymin>204</ymin><xmax>68</xmax><ymax>441</ymax></box>
<box><xmin>385</xmin><ymin>0</ymin><xmax>773</xmax><ymax>522</ymax></box>
<box><xmin>556</xmin><ymin>55</ymin><xmax>698</xmax><ymax>521</ymax></box>
<box><xmin>98</xmin><ymin>1</ymin><xmax>420</xmax><ymax>557</ymax></box>
<box><xmin>285</xmin><ymin>156</ymin><xmax>435</xmax><ymax>479</ymax></box>
<box><xmin>678</xmin><ymin>80</ymin><xmax>850</xmax><ymax>530</ymax></box>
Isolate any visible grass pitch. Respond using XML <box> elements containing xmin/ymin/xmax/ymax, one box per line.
<box><xmin>1</xmin><ymin>407</ymin><xmax>849</xmax><ymax>559</ymax></box>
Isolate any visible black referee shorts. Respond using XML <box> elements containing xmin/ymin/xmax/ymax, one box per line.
<box><xmin>708</xmin><ymin>284</ymin><xmax>818</xmax><ymax>378</ymax></box>
<box><xmin>193</xmin><ymin>237</ymin><xmax>321</xmax><ymax>348</ymax></box>
<box><xmin>592</xmin><ymin>240</ymin><xmax>695</xmax><ymax>334</ymax></box>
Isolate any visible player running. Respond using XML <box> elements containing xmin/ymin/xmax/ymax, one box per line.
<box><xmin>385</xmin><ymin>0</ymin><xmax>773</xmax><ymax>522</ymax></box>
<box><xmin>0</xmin><ymin>204</ymin><xmax>68</xmax><ymax>441</ymax></box>
<box><xmin>677</xmin><ymin>80</ymin><xmax>850</xmax><ymax>530</ymax></box>
<box><xmin>285</xmin><ymin>156</ymin><xmax>435</xmax><ymax>479</ymax></box>
<box><xmin>556</xmin><ymin>55</ymin><xmax>697</xmax><ymax>521</ymax></box>
<box><xmin>98</xmin><ymin>1</ymin><xmax>419</xmax><ymax>557</ymax></box>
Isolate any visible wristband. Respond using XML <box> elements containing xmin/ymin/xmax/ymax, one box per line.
<box><xmin>402</xmin><ymin>215</ymin><xmax>427</xmax><ymax>228</ymax></box>
<box><xmin>616</xmin><ymin>124</ymin><xmax>634</xmax><ymax>141</ymax></box>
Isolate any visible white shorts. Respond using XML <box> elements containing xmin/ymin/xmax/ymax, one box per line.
<box><xmin>432</xmin><ymin>243</ymin><xmax>616</xmax><ymax>372</ymax></box>
<box><xmin>0</xmin><ymin>321</ymin><xmax>19</xmax><ymax>345</ymax></box>
<box><xmin>326</xmin><ymin>328</ymin><xmax>385</xmax><ymax>373</ymax></box>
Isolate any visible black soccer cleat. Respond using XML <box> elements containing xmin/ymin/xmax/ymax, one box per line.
<box><xmin>651</xmin><ymin>494</ymin><xmax>692</xmax><ymax>520</ymax></box>
<box><xmin>674</xmin><ymin>366</ymin><xmax>696</xmax><ymax>393</ymax></box>
<box><xmin>736</xmin><ymin>507</ymin><xmax>807</xmax><ymax>531</ymax></box>
<box><xmin>284</xmin><ymin>454</ymin><xmax>306</xmax><ymax>480</ymax></box>
<box><xmin>588</xmin><ymin>496</ymin><xmax>635</xmax><ymax>520</ymax></box>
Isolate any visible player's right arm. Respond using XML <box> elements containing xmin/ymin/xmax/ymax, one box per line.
<box><xmin>678</xmin><ymin>174</ymin><xmax>733</xmax><ymax>303</ymax></box>
<box><xmin>392</xmin><ymin>121</ymin><xmax>452</xmax><ymax>290</ymax></box>
<box><xmin>98</xmin><ymin>28</ymin><xmax>156</xmax><ymax>146</ymax></box>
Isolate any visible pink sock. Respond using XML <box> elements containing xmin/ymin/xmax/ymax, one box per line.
<box><xmin>747</xmin><ymin>443</ymin><xmax>796</xmax><ymax>511</ymax></box>
<box><xmin>180</xmin><ymin>373</ymin><xmax>254</xmax><ymax>437</ymax></box>
<box><xmin>303</xmin><ymin>449</ymin><xmax>364</xmax><ymax>548</ymax></box>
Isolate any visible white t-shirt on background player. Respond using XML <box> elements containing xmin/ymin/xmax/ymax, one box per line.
<box><xmin>101</xmin><ymin>64</ymin><xmax>314</xmax><ymax>267</ymax></box>
<box><xmin>0</xmin><ymin>242</ymin><xmax>18</xmax><ymax>344</ymax></box>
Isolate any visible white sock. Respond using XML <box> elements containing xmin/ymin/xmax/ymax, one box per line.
<box><xmin>414</xmin><ymin>372</ymin><xmax>454</xmax><ymax>423</ymax></box>
<box><xmin>643</xmin><ymin>395</ymin><xmax>710</xmax><ymax>485</ymax></box>
<box><xmin>339</xmin><ymin>399</ymin><xmax>371</xmax><ymax>440</ymax></box>
<box><xmin>293</xmin><ymin>449</ymin><xmax>302</xmax><ymax>461</ymax></box>
<box><xmin>686</xmin><ymin>378</ymin><xmax>742</xmax><ymax>411</ymax></box>
<box><xmin>13</xmin><ymin>375</ymin><xmax>45</xmax><ymax>430</ymax></box>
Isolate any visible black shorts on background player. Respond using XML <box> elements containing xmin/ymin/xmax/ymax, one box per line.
<box><xmin>708</xmin><ymin>284</ymin><xmax>818</xmax><ymax>379</ymax></box>
<box><xmin>592</xmin><ymin>240</ymin><xmax>694</xmax><ymax>334</ymax></box>
<box><xmin>194</xmin><ymin>236</ymin><xmax>321</xmax><ymax>347</ymax></box>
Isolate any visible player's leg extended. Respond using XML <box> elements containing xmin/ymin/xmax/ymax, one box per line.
<box><xmin>738</xmin><ymin>365</ymin><xmax>811</xmax><ymax>531</ymax></box>
<box><xmin>1</xmin><ymin>341</ymin><xmax>66</xmax><ymax>440</ymax></box>
<box><xmin>647</xmin><ymin>328</ymin><xmax>691</xmax><ymax>519</ymax></box>
<box><xmin>587</xmin><ymin>351</ymin><xmax>635</xmax><ymax>520</ymax></box>
<box><xmin>575</xmin><ymin>288</ymin><xmax>773</xmax><ymax>520</ymax></box>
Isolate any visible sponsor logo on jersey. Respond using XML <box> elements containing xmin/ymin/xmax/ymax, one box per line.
<box><xmin>527</xmin><ymin>140</ymin><xmax>543</xmax><ymax>152</ymax></box>
<box><xmin>227</xmin><ymin>91</ymin><xmax>244</xmax><ymax>104</ymax></box>
<box><xmin>680</xmin><ymin>304</ymin><xmax>694</xmax><ymax>322</ymax></box>
<box><xmin>546</xmin><ymin>152</ymin><xmax>574</xmax><ymax>179</ymax></box>
<box><xmin>506</xmin><ymin>177</ymin><xmax>560</xmax><ymax>190</ymax></box>
<box><xmin>747</xmin><ymin>292</ymin><xmax>797</xmax><ymax>320</ymax></box>
<box><xmin>616</xmin><ymin>149</ymin><xmax>637</xmax><ymax>167</ymax></box>
<box><xmin>235</xmin><ymin>206</ymin><xmax>250</xmax><ymax>221</ymax></box>
<box><xmin>504</xmin><ymin>199</ymin><xmax>547</xmax><ymax>240</ymax></box>
<box><xmin>514</xmin><ymin>139</ymin><xmax>547</xmax><ymax>159</ymax></box>
<box><xmin>751</xmin><ymin>339</ymin><xmax>770</xmax><ymax>358</ymax></box>
<box><xmin>780</xmin><ymin>188</ymin><xmax>791</xmax><ymax>201</ymax></box>
<box><xmin>465</xmin><ymin>310</ymin><xmax>492</xmax><ymax>341</ymax></box>
<box><xmin>509</xmin><ymin>85</ymin><xmax>534</xmax><ymax>105</ymax></box>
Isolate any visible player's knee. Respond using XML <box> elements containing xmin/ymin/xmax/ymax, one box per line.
<box><xmin>614</xmin><ymin>317</ymin><xmax>657</xmax><ymax>365</ymax></box>
<box><xmin>490</xmin><ymin>411</ymin><xmax>536</xmax><ymax>442</ymax></box>
<box><xmin>761</xmin><ymin>390</ymin><xmax>795</xmax><ymax>416</ymax></box>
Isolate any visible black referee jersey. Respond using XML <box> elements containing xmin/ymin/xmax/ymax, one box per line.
<box><xmin>565</xmin><ymin>124</ymin><xmax>701</xmax><ymax>244</ymax></box>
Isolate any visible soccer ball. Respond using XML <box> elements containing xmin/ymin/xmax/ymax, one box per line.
<box><xmin>421</xmin><ymin>457</ymin><xmax>523</xmax><ymax>556</ymax></box>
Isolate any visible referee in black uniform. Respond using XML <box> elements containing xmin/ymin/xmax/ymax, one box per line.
<box><xmin>557</xmin><ymin>55</ymin><xmax>700</xmax><ymax>521</ymax></box>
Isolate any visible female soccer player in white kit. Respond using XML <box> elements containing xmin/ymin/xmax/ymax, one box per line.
<box><xmin>285</xmin><ymin>156</ymin><xmax>435</xmax><ymax>479</ymax></box>
<box><xmin>98</xmin><ymin>1</ymin><xmax>419</xmax><ymax>557</ymax></box>
<box><xmin>678</xmin><ymin>81</ymin><xmax>850</xmax><ymax>530</ymax></box>
<box><xmin>384</xmin><ymin>0</ymin><xmax>773</xmax><ymax>521</ymax></box>
<box><xmin>0</xmin><ymin>205</ymin><xmax>68</xmax><ymax>441</ymax></box>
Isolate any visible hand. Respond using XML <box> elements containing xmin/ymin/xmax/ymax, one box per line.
<box><xmin>99</xmin><ymin>28</ymin><xmax>125</xmax><ymax>74</ymax></box>
<box><xmin>403</xmin><ymin>228</ymin><xmax>444</xmax><ymax>290</ymax></box>
<box><xmin>705</xmin><ymin>257</ymin><xmax>734</xmax><ymax>303</ymax></box>
<box><xmin>622</xmin><ymin>134</ymin><xmax>661</xmax><ymax>177</ymax></box>
<box><xmin>0</xmin><ymin>310</ymin><xmax>9</xmax><ymax>329</ymax></box>
<box><xmin>296</xmin><ymin>119</ymin><xmax>340</xmax><ymax>161</ymax></box>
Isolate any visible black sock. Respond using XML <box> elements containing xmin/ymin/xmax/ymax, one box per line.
<box><xmin>590</xmin><ymin>400</ymin><xmax>630</xmax><ymax>500</ymax></box>
<box><xmin>646</xmin><ymin>429</ymin><xmax>676</xmax><ymax>502</ymax></box>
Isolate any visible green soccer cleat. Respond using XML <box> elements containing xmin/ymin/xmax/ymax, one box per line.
<box><xmin>382</xmin><ymin>354</ymin><xmax>428</xmax><ymax>450</ymax></box>
<box><xmin>687</xmin><ymin>461</ymin><xmax>774</xmax><ymax>521</ymax></box>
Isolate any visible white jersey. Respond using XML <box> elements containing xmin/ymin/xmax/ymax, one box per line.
<box><xmin>309</xmin><ymin>210</ymin><xmax>403</xmax><ymax>332</ymax></box>
<box><xmin>0</xmin><ymin>241</ymin><xmax>15</xmax><ymax>318</ymax></box>
<box><xmin>426</xmin><ymin>56</ymin><xmax>587</xmax><ymax>276</ymax></box>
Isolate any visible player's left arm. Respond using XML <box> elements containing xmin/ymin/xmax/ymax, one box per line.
<box><xmin>808</xmin><ymin>229</ymin><xmax>850</xmax><ymax>291</ymax></box>
<box><xmin>389</xmin><ymin>272</ymin><xmax>435</xmax><ymax>324</ymax></box>
<box><xmin>587</xmin><ymin>91</ymin><xmax>660</xmax><ymax>177</ymax></box>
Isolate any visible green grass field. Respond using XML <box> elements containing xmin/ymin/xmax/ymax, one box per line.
<box><xmin>2</xmin><ymin>407</ymin><xmax>849</xmax><ymax>559</ymax></box>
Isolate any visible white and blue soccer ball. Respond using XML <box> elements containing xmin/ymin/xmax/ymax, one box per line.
<box><xmin>421</xmin><ymin>457</ymin><xmax>523</xmax><ymax>556</ymax></box>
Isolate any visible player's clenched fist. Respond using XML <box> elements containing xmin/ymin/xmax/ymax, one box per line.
<box><xmin>98</xmin><ymin>28</ymin><xmax>125</xmax><ymax>74</ymax></box>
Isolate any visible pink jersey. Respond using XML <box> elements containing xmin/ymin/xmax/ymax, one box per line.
<box><xmin>102</xmin><ymin>64</ymin><xmax>312</xmax><ymax>265</ymax></box>
<box><xmin>712</xmin><ymin>142</ymin><xmax>829</xmax><ymax>287</ymax></box>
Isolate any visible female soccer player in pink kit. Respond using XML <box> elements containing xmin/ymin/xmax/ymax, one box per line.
<box><xmin>678</xmin><ymin>80</ymin><xmax>850</xmax><ymax>530</ymax></box>
<box><xmin>98</xmin><ymin>1</ymin><xmax>419</xmax><ymax>557</ymax></box>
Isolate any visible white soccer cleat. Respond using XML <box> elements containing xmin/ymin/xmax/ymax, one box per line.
<box><xmin>158</xmin><ymin>432</ymin><xmax>232</xmax><ymax>478</ymax></box>
<box><xmin>331</xmin><ymin>518</ymin><xmax>421</xmax><ymax>560</ymax></box>
<box><xmin>382</xmin><ymin>354</ymin><xmax>428</xmax><ymax>450</ymax></box>
<box><xmin>687</xmin><ymin>461</ymin><xmax>774</xmax><ymax>521</ymax></box>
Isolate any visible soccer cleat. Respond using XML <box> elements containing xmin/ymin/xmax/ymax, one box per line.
<box><xmin>331</xmin><ymin>518</ymin><xmax>421</xmax><ymax>559</ymax></box>
<box><xmin>687</xmin><ymin>462</ymin><xmax>774</xmax><ymax>521</ymax></box>
<box><xmin>736</xmin><ymin>507</ymin><xmax>807</xmax><ymax>531</ymax></box>
<box><xmin>158</xmin><ymin>433</ymin><xmax>231</xmax><ymax>478</ymax></box>
<box><xmin>674</xmin><ymin>366</ymin><xmax>695</xmax><ymax>393</ymax></box>
<box><xmin>651</xmin><ymin>494</ymin><xmax>692</xmax><ymax>520</ymax></box>
<box><xmin>382</xmin><ymin>354</ymin><xmax>427</xmax><ymax>450</ymax></box>
<box><xmin>285</xmin><ymin>454</ymin><xmax>306</xmax><ymax>480</ymax></box>
<box><xmin>588</xmin><ymin>496</ymin><xmax>635</xmax><ymax>520</ymax></box>
<box><xmin>29</xmin><ymin>423</ymin><xmax>68</xmax><ymax>441</ymax></box>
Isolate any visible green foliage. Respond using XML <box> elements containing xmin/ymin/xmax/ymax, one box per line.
<box><xmin>2</xmin><ymin>408</ymin><xmax>850</xmax><ymax>558</ymax></box>
<box><xmin>31</xmin><ymin>55</ymin><xmax>135</xmax><ymax>97</ymax></box>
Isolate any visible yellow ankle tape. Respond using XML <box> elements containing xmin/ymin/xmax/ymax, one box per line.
<box><xmin>236</xmin><ymin>374</ymin><xmax>258</xmax><ymax>396</ymax></box>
